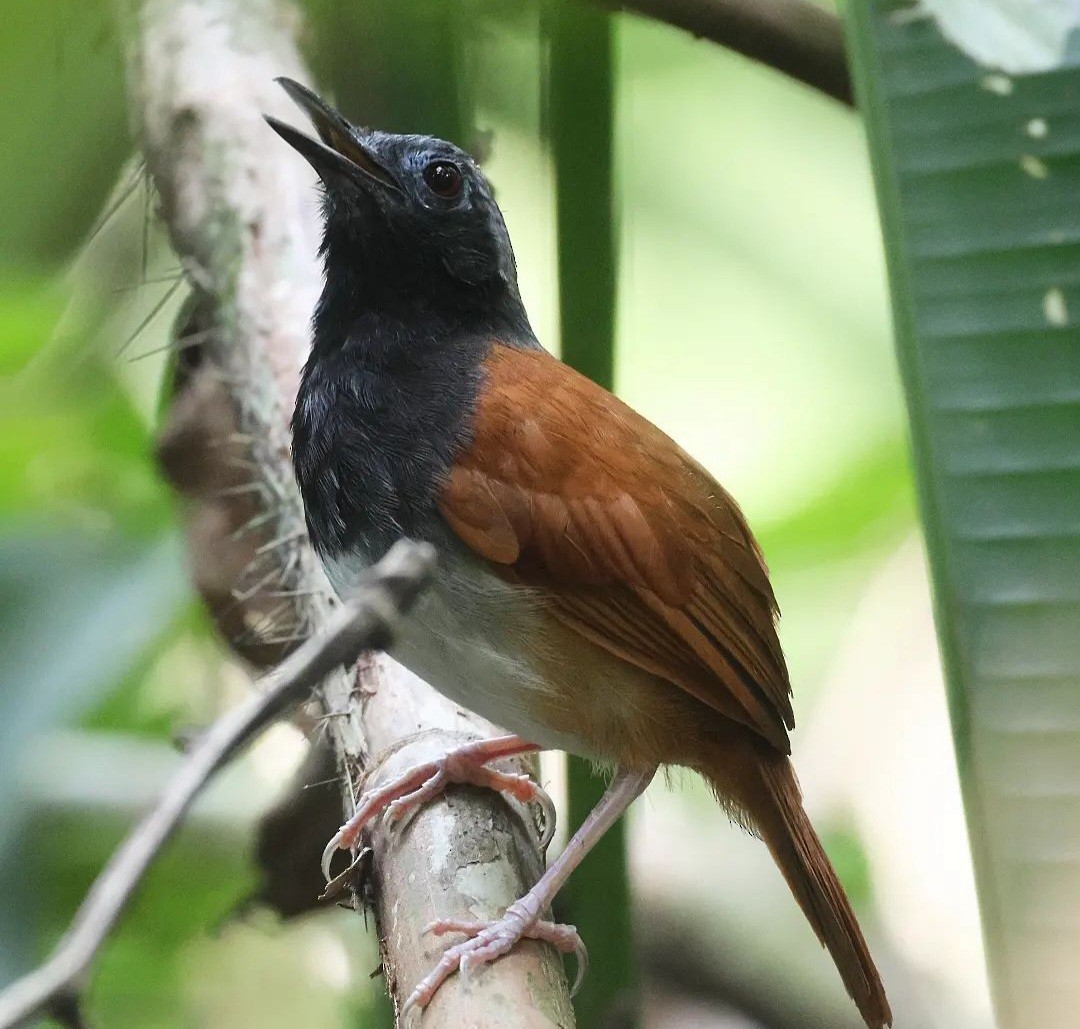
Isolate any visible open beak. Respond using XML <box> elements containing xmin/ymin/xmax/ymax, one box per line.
<box><xmin>265</xmin><ymin>78</ymin><xmax>401</xmax><ymax>193</ymax></box>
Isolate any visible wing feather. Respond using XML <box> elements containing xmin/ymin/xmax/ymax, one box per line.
<box><xmin>439</xmin><ymin>344</ymin><xmax>793</xmax><ymax>752</ymax></box>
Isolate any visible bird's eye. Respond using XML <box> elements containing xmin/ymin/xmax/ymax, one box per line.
<box><xmin>422</xmin><ymin>160</ymin><xmax>463</xmax><ymax>199</ymax></box>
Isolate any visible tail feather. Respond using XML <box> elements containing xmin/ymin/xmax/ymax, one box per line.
<box><xmin>706</xmin><ymin>753</ymin><xmax>892</xmax><ymax>1029</ymax></box>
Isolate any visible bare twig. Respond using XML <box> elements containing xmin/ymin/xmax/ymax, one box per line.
<box><xmin>595</xmin><ymin>0</ymin><xmax>852</xmax><ymax>106</ymax></box>
<box><xmin>122</xmin><ymin>0</ymin><xmax>575</xmax><ymax>1024</ymax></box>
<box><xmin>0</xmin><ymin>543</ymin><xmax>435</xmax><ymax>1029</ymax></box>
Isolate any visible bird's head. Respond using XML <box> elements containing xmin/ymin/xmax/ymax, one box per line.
<box><xmin>267</xmin><ymin>78</ymin><xmax>523</xmax><ymax>326</ymax></box>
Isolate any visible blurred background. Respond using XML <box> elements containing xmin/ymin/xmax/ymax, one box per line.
<box><xmin>0</xmin><ymin>1</ymin><xmax>995</xmax><ymax>1027</ymax></box>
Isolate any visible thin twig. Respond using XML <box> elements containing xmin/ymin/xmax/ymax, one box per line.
<box><xmin>595</xmin><ymin>0</ymin><xmax>852</xmax><ymax>106</ymax></box>
<box><xmin>0</xmin><ymin>542</ymin><xmax>435</xmax><ymax>1029</ymax></box>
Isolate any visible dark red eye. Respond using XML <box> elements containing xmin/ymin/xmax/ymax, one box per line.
<box><xmin>422</xmin><ymin>160</ymin><xmax>463</xmax><ymax>199</ymax></box>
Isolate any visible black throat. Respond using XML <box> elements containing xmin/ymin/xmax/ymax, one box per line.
<box><xmin>292</xmin><ymin>238</ymin><xmax>537</xmax><ymax>566</ymax></box>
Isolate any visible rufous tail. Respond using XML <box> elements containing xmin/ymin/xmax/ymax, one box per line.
<box><xmin>706</xmin><ymin>752</ymin><xmax>892</xmax><ymax>1029</ymax></box>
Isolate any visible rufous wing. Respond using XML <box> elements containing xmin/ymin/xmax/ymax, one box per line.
<box><xmin>439</xmin><ymin>343</ymin><xmax>794</xmax><ymax>753</ymax></box>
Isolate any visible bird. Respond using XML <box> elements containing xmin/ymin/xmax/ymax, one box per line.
<box><xmin>266</xmin><ymin>77</ymin><xmax>892</xmax><ymax>1028</ymax></box>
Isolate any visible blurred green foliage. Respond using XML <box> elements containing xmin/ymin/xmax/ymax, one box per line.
<box><xmin>0</xmin><ymin>3</ymin><xmax>128</xmax><ymax>273</ymax></box>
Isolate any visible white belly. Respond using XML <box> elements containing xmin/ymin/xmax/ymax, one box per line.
<box><xmin>322</xmin><ymin>549</ymin><xmax>585</xmax><ymax>754</ymax></box>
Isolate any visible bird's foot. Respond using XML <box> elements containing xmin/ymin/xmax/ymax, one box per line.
<box><xmin>321</xmin><ymin>735</ymin><xmax>554</xmax><ymax>880</ymax></box>
<box><xmin>396</xmin><ymin>767</ymin><xmax>653</xmax><ymax>1015</ymax></box>
<box><xmin>402</xmin><ymin>904</ymin><xmax>587</xmax><ymax>1015</ymax></box>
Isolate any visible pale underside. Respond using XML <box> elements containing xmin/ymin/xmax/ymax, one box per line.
<box><xmin>323</xmin><ymin>547</ymin><xmax>597</xmax><ymax>755</ymax></box>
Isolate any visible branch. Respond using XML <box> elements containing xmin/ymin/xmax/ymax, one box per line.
<box><xmin>121</xmin><ymin>0</ymin><xmax>576</xmax><ymax>1025</ymax></box>
<box><xmin>595</xmin><ymin>0</ymin><xmax>852</xmax><ymax>106</ymax></box>
<box><xmin>0</xmin><ymin>543</ymin><xmax>434</xmax><ymax>1029</ymax></box>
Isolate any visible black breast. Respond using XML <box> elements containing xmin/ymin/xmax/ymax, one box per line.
<box><xmin>291</xmin><ymin>325</ymin><xmax>487</xmax><ymax>565</ymax></box>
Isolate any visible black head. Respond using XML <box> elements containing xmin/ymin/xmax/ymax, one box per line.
<box><xmin>266</xmin><ymin>79</ymin><xmax>527</xmax><ymax>330</ymax></box>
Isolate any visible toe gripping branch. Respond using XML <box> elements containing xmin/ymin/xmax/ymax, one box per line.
<box><xmin>402</xmin><ymin>906</ymin><xmax>588</xmax><ymax>1015</ymax></box>
<box><xmin>321</xmin><ymin>734</ymin><xmax>555</xmax><ymax>883</ymax></box>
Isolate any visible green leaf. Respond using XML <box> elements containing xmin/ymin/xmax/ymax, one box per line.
<box><xmin>0</xmin><ymin>1</ymin><xmax>128</xmax><ymax>270</ymax></box>
<box><xmin>546</xmin><ymin>0</ymin><xmax>618</xmax><ymax>387</ymax></box>
<box><xmin>845</xmin><ymin>5</ymin><xmax>1080</xmax><ymax>1026</ymax></box>
<box><xmin>544</xmin><ymin>2</ymin><xmax>638</xmax><ymax>1025</ymax></box>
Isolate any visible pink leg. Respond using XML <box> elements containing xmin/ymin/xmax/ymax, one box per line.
<box><xmin>322</xmin><ymin>735</ymin><xmax>554</xmax><ymax>880</ymax></box>
<box><xmin>402</xmin><ymin>765</ymin><xmax>657</xmax><ymax>1015</ymax></box>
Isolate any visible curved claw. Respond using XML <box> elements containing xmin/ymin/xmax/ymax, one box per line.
<box><xmin>568</xmin><ymin>932</ymin><xmax>589</xmax><ymax>997</ymax></box>
<box><xmin>459</xmin><ymin>950</ymin><xmax>475</xmax><ymax>989</ymax></box>
<box><xmin>400</xmin><ymin>992</ymin><xmax>422</xmax><ymax>1025</ymax></box>
<box><xmin>321</xmin><ymin>826</ymin><xmax>347</xmax><ymax>882</ymax></box>
<box><xmin>533</xmin><ymin>782</ymin><xmax>557</xmax><ymax>852</ymax></box>
<box><xmin>399</xmin><ymin>994</ymin><xmax>424</xmax><ymax>1029</ymax></box>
